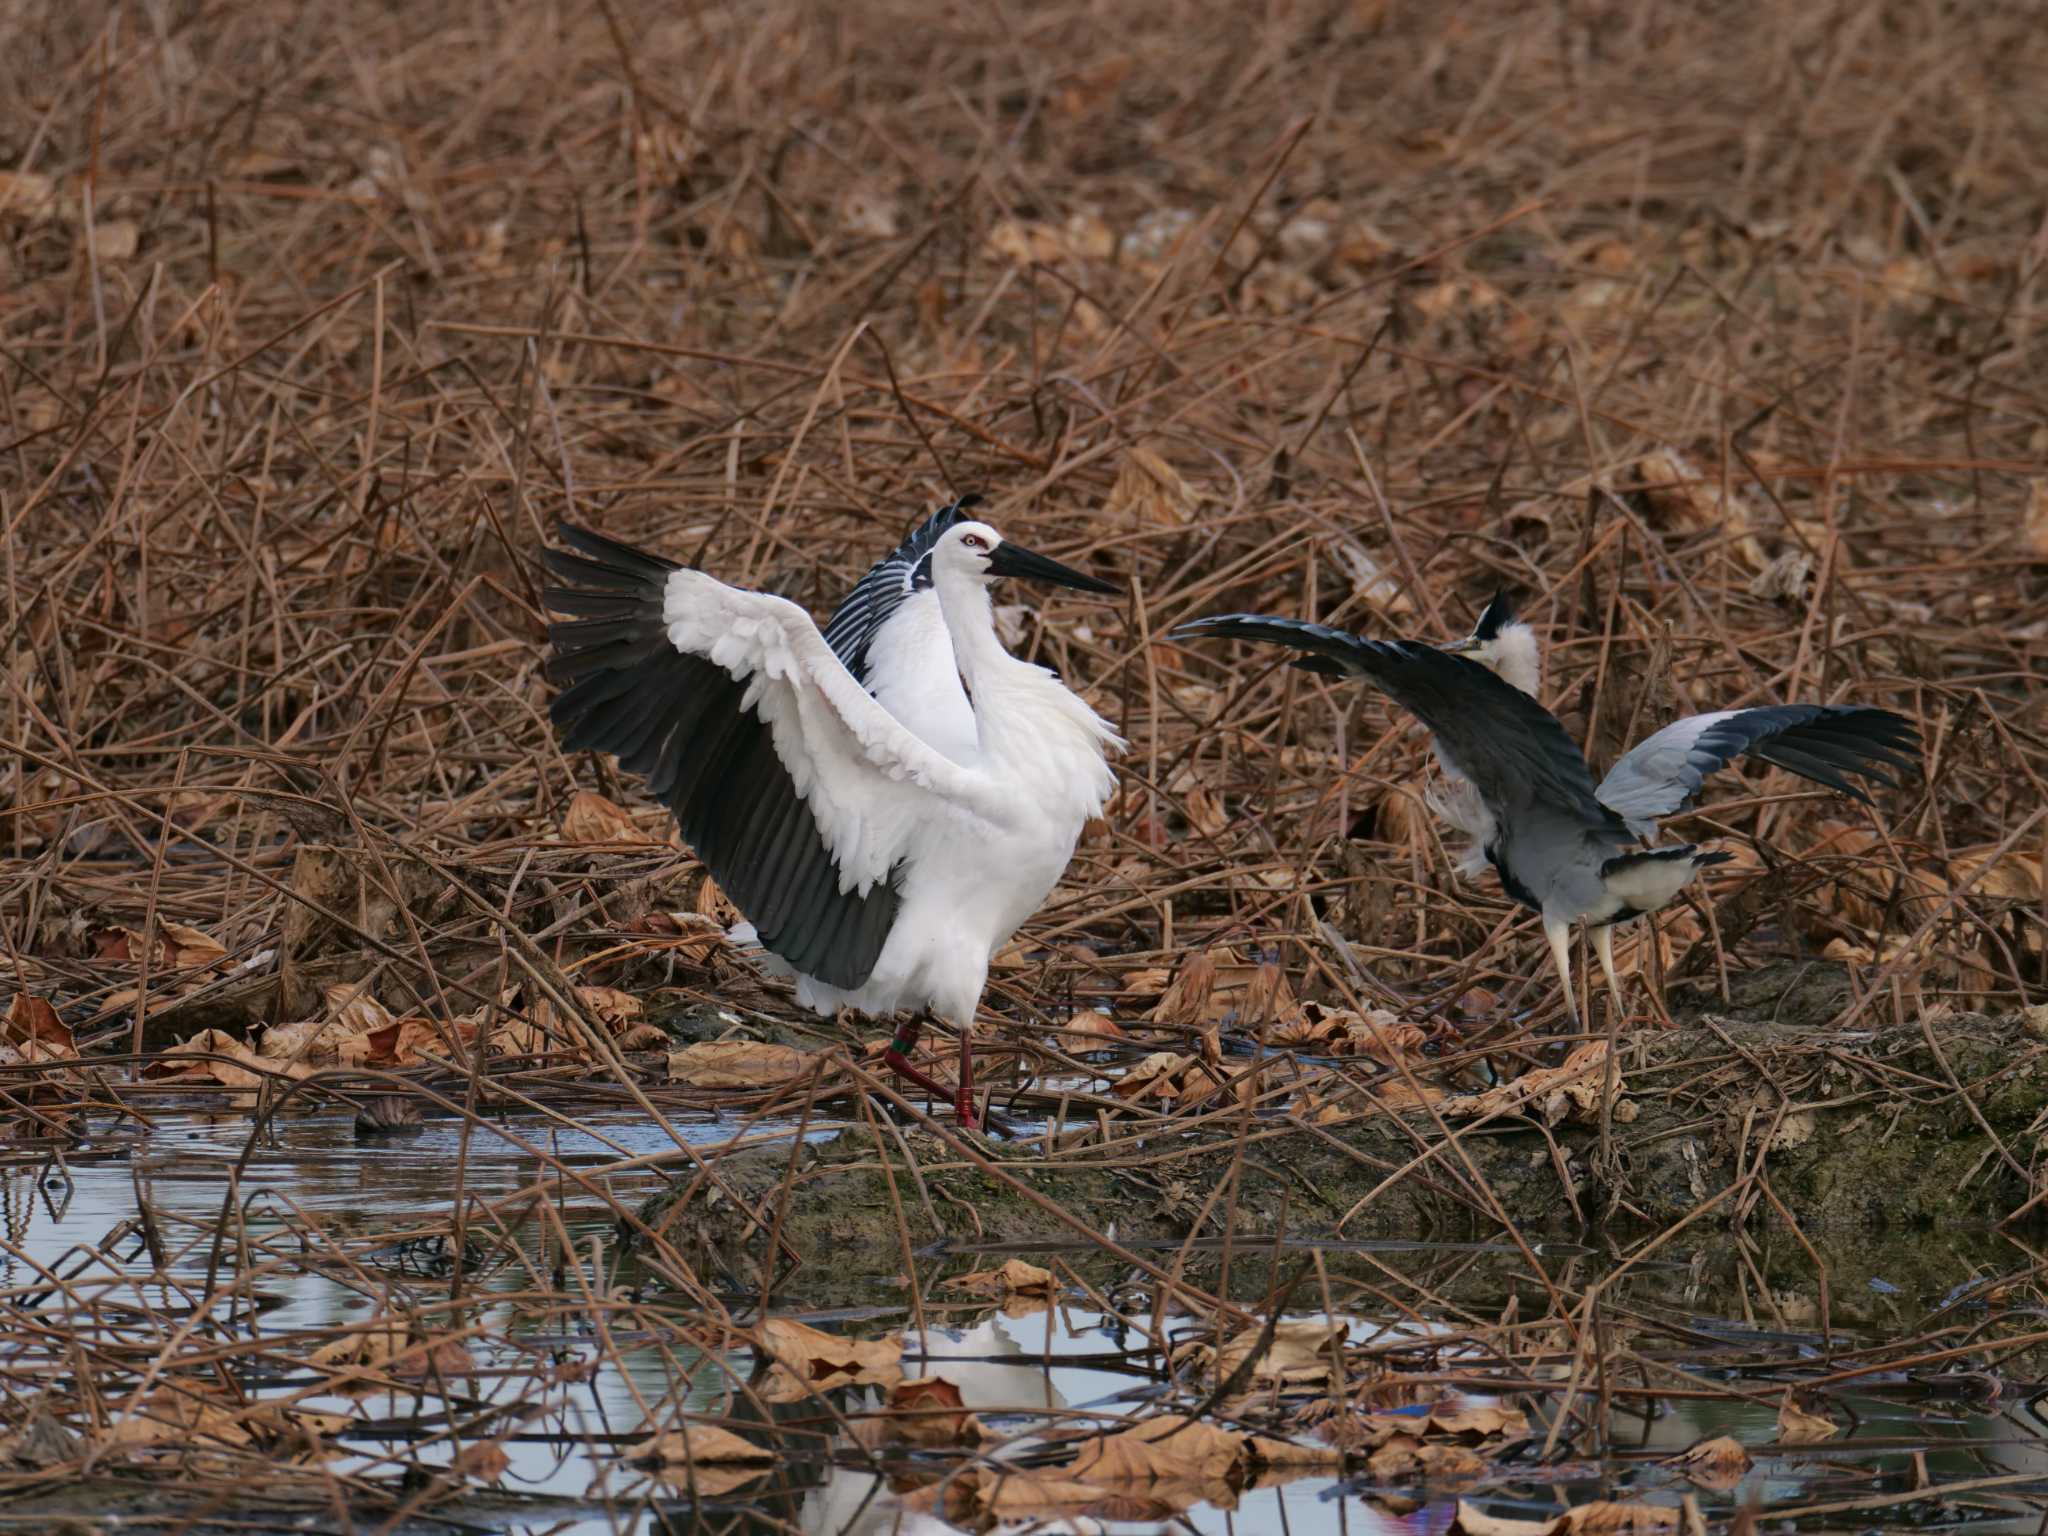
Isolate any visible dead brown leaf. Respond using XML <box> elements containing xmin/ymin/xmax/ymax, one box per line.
<box><xmin>1441</xmin><ymin>1041</ymin><xmax>1615</xmax><ymax>1125</ymax></box>
<box><xmin>2027</xmin><ymin>480</ymin><xmax>2048</xmax><ymax>562</ymax></box>
<box><xmin>1150</xmin><ymin>949</ymin><xmax>1217</xmax><ymax>1028</ymax></box>
<box><xmin>1634</xmin><ymin>450</ymin><xmax>1767</xmax><ymax>572</ymax></box>
<box><xmin>629</xmin><ymin>1424</ymin><xmax>775</xmax><ymax>1465</ymax></box>
<box><xmin>90</xmin><ymin>219</ymin><xmax>139</xmax><ymax>261</ymax></box>
<box><xmin>1109</xmin><ymin>1050</ymin><xmax>1216</xmax><ymax>1107</ymax></box>
<box><xmin>1106</xmin><ymin>446</ymin><xmax>1200</xmax><ymax>528</ymax></box>
<box><xmin>3</xmin><ymin>994</ymin><xmax>75</xmax><ymax>1059</ymax></box>
<box><xmin>0</xmin><ymin>170</ymin><xmax>62</xmax><ymax>223</ymax></box>
<box><xmin>451</xmin><ymin>1439</ymin><xmax>510</xmax><ymax>1482</ymax></box>
<box><xmin>1452</xmin><ymin>1503</ymin><xmax>1556</xmax><ymax>1536</ymax></box>
<box><xmin>1663</xmin><ymin>1434</ymin><xmax>1752</xmax><ymax>1488</ymax></box>
<box><xmin>1053</xmin><ymin>1009</ymin><xmax>1124</xmax><ymax>1045</ymax></box>
<box><xmin>1367</xmin><ymin>1434</ymin><xmax>1488</xmax><ymax>1484</ymax></box>
<box><xmin>947</xmin><ymin>1257</ymin><xmax>1058</xmax><ymax>1297</ymax></box>
<box><xmin>668</xmin><ymin>1040</ymin><xmax>815</xmax><ymax>1088</ymax></box>
<box><xmin>1775</xmin><ymin>1392</ymin><xmax>1838</xmax><ymax>1444</ymax></box>
<box><xmin>756</xmin><ymin>1318</ymin><xmax>902</xmax><ymax>1395</ymax></box>
<box><xmin>1209</xmin><ymin>1318</ymin><xmax>1346</xmax><ymax>1387</ymax></box>
<box><xmin>574</xmin><ymin>984</ymin><xmax>644</xmax><ymax>1033</ymax></box>
<box><xmin>560</xmin><ymin>790</ymin><xmax>656</xmax><ymax>844</ymax></box>
<box><xmin>1067</xmin><ymin>1413</ymin><xmax>1246</xmax><ymax>1485</ymax></box>
<box><xmin>98</xmin><ymin>1391</ymin><xmax>254</xmax><ymax>1455</ymax></box>
<box><xmin>338</xmin><ymin>1016</ymin><xmax>463</xmax><ymax>1068</ymax></box>
<box><xmin>888</xmin><ymin>1375</ymin><xmax>983</xmax><ymax>1445</ymax></box>
<box><xmin>325</xmin><ymin>981</ymin><xmax>395</xmax><ymax>1033</ymax></box>
<box><xmin>145</xmin><ymin>1028</ymin><xmax>285</xmax><ymax>1088</ymax></box>
<box><xmin>614</xmin><ymin>1022</ymin><xmax>669</xmax><ymax>1052</ymax></box>
<box><xmin>1552</xmin><ymin>1501</ymin><xmax>1681</xmax><ymax>1533</ymax></box>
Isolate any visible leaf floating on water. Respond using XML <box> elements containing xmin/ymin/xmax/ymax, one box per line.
<box><xmin>1067</xmin><ymin>1412</ymin><xmax>1245</xmax><ymax>1484</ymax></box>
<box><xmin>1247</xmin><ymin>1432</ymin><xmax>1344</xmax><ymax>1468</ymax></box>
<box><xmin>974</xmin><ymin>1464</ymin><xmax>1137</xmax><ymax>1518</ymax></box>
<box><xmin>1452</xmin><ymin>1502</ymin><xmax>1558</xmax><ymax>1536</ymax></box>
<box><xmin>97</xmin><ymin>1390</ymin><xmax>254</xmax><ymax>1455</ymax></box>
<box><xmin>754</xmin><ymin>1318</ymin><xmax>902</xmax><ymax>1400</ymax></box>
<box><xmin>1452</xmin><ymin>1503</ymin><xmax>1682</xmax><ymax>1536</ymax></box>
<box><xmin>668</xmin><ymin>1040</ymin><xmax>815</xmax><ymax>1088</ymax></box>
<box><xmin>1774</xmin><ymin>1392</ymin><xmax>1838</xmax><ymax>1444</ymax></box>
<box><xmin>947</xmin><ymin>1257</ymin><xmax>1058</xmax><ymax>1297</ymax></box>
<box><xmin>450</xmin><ymin>1440</ymin><xmax>510</xmax><ymax>1482</ymax></box>
<box><xmin>627</xmin><ymin>1423</ymin><xmax>776</xmax><ymax>1496</ymax></box>
<box><xmin>1054</xmin><ymin>1009</ymin><xmax>1125</xmax><ymax>1044</ymax></box>
<box><xmin>146</xmin><ymin>1028</ymin><xmax>289</xmax><ymax>1088</ymax></box>
<box><xmin>888</xmin><ymin>1375</ymin><xmax>984</xmax><ymax>1445</ymax></box>
<box><xmin>1367</xmin><ymin>1434</ymin><xmax>1488</xmax><ymax>1484</ymax></box>
<box><xmin>1206</xmin><ymin>1318</ymin><xmax>1347</xmax><ymax>1387</ymax></box>
<box><xmin>628</xmin><ymin>1424</ymin><xmax>775</xmax><ymax>1465</ymax></box>
<box><xmin>1551</xmin><ymin>1501</ymin><xmax>1681</xmax><ymax>1533</ymax></box>
<box><xmin>1663</xmin><ymin>1434</ymin><xmax>1752</xmax><ymax>1488</ymax></box>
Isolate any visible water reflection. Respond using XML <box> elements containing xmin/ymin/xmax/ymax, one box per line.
<box><xmin>4</xmin><ymin>1113</ymin><xmax>2048</xmax><ymax>1534</ymax></box>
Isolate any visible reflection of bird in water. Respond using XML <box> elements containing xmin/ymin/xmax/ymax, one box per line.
<box><xmin>800</xmin><ymin>1317</ymin><xmax>1074</xmax><ymax>1536</ymax></box>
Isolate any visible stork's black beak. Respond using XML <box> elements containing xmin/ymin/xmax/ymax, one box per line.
<box><xmin>985</xmin><ymin>540</ymin><xmax>1121</xmax><ymax>596</ymax></box>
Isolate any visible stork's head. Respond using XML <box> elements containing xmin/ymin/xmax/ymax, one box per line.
<box><xmin>1442</xmin><ymin>589</ymin><xmax>1541</xmax><ymax>697</ymax></box>
<box><xmin>927</xmin><ymin>520</ymin><xmax>1121</xmax><ymax>597</ymax></box>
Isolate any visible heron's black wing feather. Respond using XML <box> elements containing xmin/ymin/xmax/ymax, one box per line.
<box><xmin>820</xmin><ymin>495</ymin><xmax>983</xmax><ymax>683</ymax></box>
<box><xmin>1171</xmin><ymin>615</ymin><xmax>1628</xmax><ymax>904</ymax></box>
<box><xmin>544</xmin><ymin>524</ymin><xmax>899</xmax><ymax>989</ymax></box>
<box><xmin>1598</xmin><ymin>704</ymin><xmax>1921</xmax><ymax>833</ymax></box>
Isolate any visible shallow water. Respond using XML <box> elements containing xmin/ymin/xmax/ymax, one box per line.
<box><xmin>7</xmin><ymin>1111</ymin><xmax>2048</xmax><ymax>1533</ymax></box>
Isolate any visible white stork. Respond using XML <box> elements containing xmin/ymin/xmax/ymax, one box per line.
<box><xmin>543</xmin><ymin>497</ymin><xmax>1123</xmax><ymax>1129</ymax></box>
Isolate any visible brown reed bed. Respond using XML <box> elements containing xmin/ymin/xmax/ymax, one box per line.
<box><xmin>2</xmin><ymin>0</ymin><xmax>2047</xmax><ymax>1525</ymax></box>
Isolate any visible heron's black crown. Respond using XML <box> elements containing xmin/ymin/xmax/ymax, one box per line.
<box><xmin>1471</xmin><ymin>589</ymin><xmax>1517</xmax><ymax>642</ymax></box>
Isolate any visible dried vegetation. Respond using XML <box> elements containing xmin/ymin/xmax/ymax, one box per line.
<box><xmin>2</xmin><ymin>0</ymin><xmax>2048</xmax><ymax>1526</ymax></box>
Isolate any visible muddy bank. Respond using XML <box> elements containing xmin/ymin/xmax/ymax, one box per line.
<box><xmin>644</xmin><ymin>982</ymin><xmax>2048</xmax><ymax>1269</ymax></box>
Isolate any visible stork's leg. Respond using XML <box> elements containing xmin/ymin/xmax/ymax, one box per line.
<box><xmin>881</xmin><ymin>1011</ymin><xmax>981</xmax><ymax>1131</ymax></box>
<box><xmin>953</xmin><ymin>1026</ymin><xmax>976</xmax><ymax>1128</ymax></box>
<box><xmin>1592</xmin><ymin>923</ymin><xmax>1628</xmax><ymax>1025</ymax></box>
<box><xmin>1543</xmin><ymin>917</ymin><xmax>1581</xmax><ymax>1030</ymax></box>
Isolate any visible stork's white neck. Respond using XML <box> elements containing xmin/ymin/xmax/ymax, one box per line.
<box><xmin>932</xmin><ymin>566</ymin><xmax>1122</xmax><ymax>810</ymax></box>
<box><xmin>933</xmin><ymin>571</ymin><xmax>1011</xmax><ymax>693</ymax></box>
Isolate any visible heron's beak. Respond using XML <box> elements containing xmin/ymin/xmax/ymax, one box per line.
<box><xmin>1440</xmin><ymin>636</ymin><xmax>1482</xmax><ymax>655</ymax></box>
<box><xmin>985</xmin><ymin>541</ymin><xmax>1121</xmax><ymax>596</ymax></box>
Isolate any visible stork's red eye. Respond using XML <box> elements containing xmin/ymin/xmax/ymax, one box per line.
<box><xmin>961</xmin><ymin>534</ymin><xmax>987</xmax><ymax>551</ymax></box>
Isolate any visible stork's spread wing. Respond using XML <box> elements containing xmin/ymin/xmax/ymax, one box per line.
<box><xmin>1596</xmin><ymin>705</ymin><xmax>1920</xmax><ymax>837</ymax></box>
<box><xmin>545</xmin><ymin>525</ymin><xmax>996</xmax><ymax>989</ymax></box>
<box><xmin>1171</xmin><ymin>615</ymin><xmax>1628</xmax><ymax>893</ymax></box>
<box><xmin>821</xmin><ymin>495</ymin><xmax>981</xmax><ymax>683</ymax></box>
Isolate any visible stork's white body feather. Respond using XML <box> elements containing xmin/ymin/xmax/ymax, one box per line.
<box><xmin>664</xmin><ymin>560</ymin><xmax>1119</xmax><ymax>1029</ymax></box>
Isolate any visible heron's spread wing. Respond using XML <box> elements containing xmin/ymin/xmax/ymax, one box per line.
<box><xmin>545</xmin><ymin>525</ymin><xmax>997</xmax><ymax>990</ymax></box>
<box><xmin>821</xmin><ymin>496</ymin><xmax>980</xmax><ymax>684</ymax></box>
<box><xmin>1597</xmin><ymin>705</ymin><xmax>1920</xmax><ymax>837</ymax></box>
<box><xmin>1172</xmin><ymin>615</ymin><xmax>1628</xmax><ymax>890</ymax></box>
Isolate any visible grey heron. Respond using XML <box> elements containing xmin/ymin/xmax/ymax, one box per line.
<box><xmin>544</xmin><ymin>499</ymin><xmax>1123</xmax><ymax>1128</ymax></box>
<box><xmin>1171</xmin><ymin>593</ymin><xmax>1919</xmax><ymax>1025</ymax></box>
